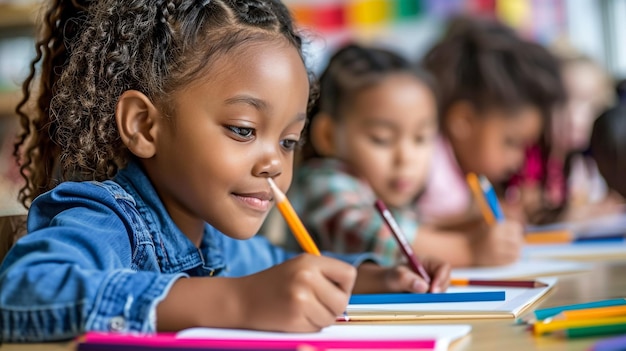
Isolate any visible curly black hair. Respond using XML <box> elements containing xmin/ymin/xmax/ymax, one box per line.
<box><xmin>14</xmin><ymin>0</ymin><xmax>307</xmax><ymax>208</ymax></box>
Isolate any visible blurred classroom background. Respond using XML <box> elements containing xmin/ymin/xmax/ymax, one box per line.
<box><xmin>0</xmin><ymin>0</ymin><xmax>624</xmax><ymax>214</ymax></box>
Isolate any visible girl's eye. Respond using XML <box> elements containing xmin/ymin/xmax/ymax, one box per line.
<box><xmin>227</xmin><ymin>126</ymin><xmax>255</xmax><ymax>139</ymax></box>
<box><xmin>280</xmin><ymin>139</ymin><xmax>299</xmax><ymax>151</ymax></box>
<box><xmin>369</xmin><ymin>135</ymin><xmax>393</xmax><ymax>146</ymax></box>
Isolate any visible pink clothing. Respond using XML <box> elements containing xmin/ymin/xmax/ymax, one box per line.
<box><xmin>416</xmin><ymin>137</ymin><xmax>471</xmax><ymax>223</ymax></box>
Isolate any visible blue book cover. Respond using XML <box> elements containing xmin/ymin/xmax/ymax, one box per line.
<box><xmin>349</xmin><ymin>291</ymin><xmax>506</xmax><ymax>304</ymax></box>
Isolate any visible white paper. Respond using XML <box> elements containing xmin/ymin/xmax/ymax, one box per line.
<box><xmin>451</xmin><ymin>259</ymin><xmax>591</xmax><ymax>279</ymax></box>
<box><xmin>523</xmin><ymin>242</ymin><xmax>626</xmax><ymax>260</ymax></box>
<box><xmin>178</xmin><ymin>324</ymin><xmax>472</xmax><ymax>351</ymax></box>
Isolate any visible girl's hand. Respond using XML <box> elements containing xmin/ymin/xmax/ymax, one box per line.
<box><xmin>471</xmin><ymin>220</ymin><xmax>524</xmax><ymax>266</ymax></box>
<box><xmin>235</xmin><ymin>254</ymin><xmax>356</xmax><ymax>333</ymax></box>
<box><xmin>353</xmin><ymin>257</ymin><xmax>451</xmax><ymax>294</ymax></box>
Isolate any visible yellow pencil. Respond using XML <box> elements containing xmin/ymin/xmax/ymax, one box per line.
<box><xmin>533</xmin><ymin>316</ymin><xmax>626</xmax><ymax>336</ymax></box>
<box><xmin>267</xmin><ymin>178</ymin><xmax>321</xmax><ymax>256</ymax></box>
<box><xmin>548</xmin><ymin>305</ymin><xmax>626</xmax><ymax>322</ymax></box>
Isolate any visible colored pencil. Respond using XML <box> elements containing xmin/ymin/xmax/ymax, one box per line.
<box><xmin>524</xmin><ymin>230</ymin><xmax>573</xmax><ymax>244</ymax></box>
<box><xmin>533</xmin><ymin>316</ymin><xmax>626</xmax><ymax>336</ymax></box>
<box><xmin>467</xmin><ymin>173</ymin><xmax>497</xmax><ymax>225</ymax></box>
<box><xmin>547</xmin><ymin>305</ymin><xmax>626</xmax><ymax>322</ymax></box>
<box><xmin>374</xmin><ymin>199</ymin><xmax>430</xmax><ymax>283</ymax></box>
<box><xmin>450</xmin><ymin>278</ymin><xmax>548</xmax><ymax>288</ymax></box>
<box><xmin>554</xmin><ymin>322</ymin><xmax>626</xmax><ymax>339</ymax></box>
<box><xmin>478</xmin><ymin>174</ymin><xmax>505</xmax><ymax>221</ymax></box>
<box><xmin>268</xmin><ymin>178</ymin><xmax>320</xmax><ymax>256</ymax></box>
<box><xmin>531</xmin><ymin>298</ymin><xmax>626</xmax><ymax>321</ymax></box>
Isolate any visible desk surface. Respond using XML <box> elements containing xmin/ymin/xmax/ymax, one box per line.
<box><xmin>1</xmin><ymin>260</ymin><xmax>625</xmax><ymax>351</ymax></box>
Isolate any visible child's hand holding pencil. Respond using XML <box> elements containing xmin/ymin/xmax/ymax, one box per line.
<box><xmin>466</xmin><ymin>173</ymin><xmax>525</xmax><ymax>266</ymax></box>
<box><xmin>267</xmin><ymin>178</ymin><xmax>451</xmax><ymax>328</ymax></box>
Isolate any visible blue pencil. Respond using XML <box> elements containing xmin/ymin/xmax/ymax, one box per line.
<box><xmin>478</xmin><ymin>175</ymin><xmax>505</xmax><ymax>222</ymax></box>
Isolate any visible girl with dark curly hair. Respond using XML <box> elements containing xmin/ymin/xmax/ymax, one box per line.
<box><xmin>0</xmin><ymin>0</ymin><xmax>450</xmax><ymax>342</ymax></box>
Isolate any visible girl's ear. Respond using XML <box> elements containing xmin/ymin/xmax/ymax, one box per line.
<box><xmin>446</xmin><ymin>101</ymin><xmax>476</xmax><ymax>141</ymax></box>
<box><xmin>115</xmin><ymin>90</ymin><xmax>160</xmax><ymax>158</ymax></box>
<box><xmin>310</xmin><ymin>113</ymin><xmax>337</xmax><ymax>157</ymax></box>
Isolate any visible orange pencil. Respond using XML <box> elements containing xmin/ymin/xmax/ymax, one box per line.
<box><xmin>267</xmin><ymin>178</ymin><xmax>321</xmax><ymax>256</ymax></box>
<box><xmin>524</xmin><ymin>230</ymin><xmax>573</xmax><ymax>245</ymax></box>
<box><xmin>547</xmin><ymin>305</ymin><xmax>626</xmax><ymax>322</ymax></box>
<box><xmin>467</xmin><ymin>172</ymin><xmax>496</xmax><ymax>225</ymax></box>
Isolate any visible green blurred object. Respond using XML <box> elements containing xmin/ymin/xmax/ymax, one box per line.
<box><xmin>395</xmin><ymin>0</ymin><xmax>422</xmax><ymax>20</ymax></box>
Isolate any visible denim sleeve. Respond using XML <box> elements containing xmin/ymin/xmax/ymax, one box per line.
<box><xmin>0</xmin><ymin>183</ymin><xmax>184</xmax><ymax>342</ymax></box>
<box><xmin>221</xmin><ymin>234</ymin><xmax>380</xmax><ymax>277</ymax></box>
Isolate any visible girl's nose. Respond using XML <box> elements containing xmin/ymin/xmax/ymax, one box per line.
<box><xmin>252</xmin><ymin>148</ymin><xmax>283</xmax><ymax>178</ymax></box>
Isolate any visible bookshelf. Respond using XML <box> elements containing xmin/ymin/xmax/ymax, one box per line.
<box><xmin>0</xmin><ymin>1</ymin><xmax>38</xmax><ymax>213</ymax></box>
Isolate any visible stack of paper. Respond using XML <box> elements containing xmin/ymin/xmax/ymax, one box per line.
<box><xmin>345</xmin><ymin>278</ymin><xmax>557</xmax><ymax>321</ymax></box>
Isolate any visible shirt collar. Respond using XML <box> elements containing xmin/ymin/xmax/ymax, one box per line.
<box><xmin>114</xmin><ymin>159</ymin><xmax>225</xmax><ymax>274</ymax></box>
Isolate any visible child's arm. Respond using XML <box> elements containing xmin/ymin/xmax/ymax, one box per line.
<box><xmin>157</xmin><ymin>254</ymin><xmax>356</xmax><ymax>332</ymax></box>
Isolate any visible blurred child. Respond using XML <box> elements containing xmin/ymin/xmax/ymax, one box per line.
<box><xmin>506</xmin><ymin>51</ymin><xmax>620</xmax><ymax>224</ymax></box>
<box><xmin>415</xmin><ymin>16</ymin><xmax>565</xmax><ymax>255</ymax></box>
<box><xmin>287</xmin><ymin>43</ymin><xmax>519</xmax><ymax>267</ymax></box>
<box><xmin>0</xmin><ymin>0</ymin><xmax>449</xmax><ymax>342</ymax></box>
<box><xmin>590</xmin><ymin>105</ymin><xmax>626</xmax><ymax>198</ymax></box>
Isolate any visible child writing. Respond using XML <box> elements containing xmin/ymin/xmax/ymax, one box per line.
<box><xmin>0</xmin><ymin>0</ymin><xmax>450</xmax><ymax>342</ymax></box>
<box><xmin>414</xmin><ymin>16</ymin><xmax>565</xmax><ymax>262</ymax></box>
<box><xmin>506</xmin><ymin>51</ymin><xmax>621</xmax><ymax>224</ymax></box>
<box><xmin>286</xmin><ymin>43</ymin><xmax>515</xmax><ymax>267</ymax></box>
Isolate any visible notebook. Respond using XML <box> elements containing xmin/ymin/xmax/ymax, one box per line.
<box><xmin>345</xmin><ymin>277</ymin><xmax>557</xmax><ymax>321</ymax></box>
<box><xmin>78</xmin><ymin>324</ymin><xmax>472</xmax><ymax>351</ymax></box>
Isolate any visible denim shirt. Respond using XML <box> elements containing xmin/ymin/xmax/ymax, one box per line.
<box><xmin>0</xmin><ymin>161</ymin><xmax>375</xmax><ymax>342</ymax></box>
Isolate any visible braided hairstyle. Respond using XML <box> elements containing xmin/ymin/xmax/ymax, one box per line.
<box><xmin>422</xmin><ymin>16</ymin><xmax>565</xmax><ymax>129</ymax></box>
<box><xmin>301</xmin><ymin>43</ymin><xmax>436</xmax><ymax>161</ymax></box>
<box><xmin>15</xmin><ymin>0</ymin><xmax>306</xmax><ymax>208</ymax></box>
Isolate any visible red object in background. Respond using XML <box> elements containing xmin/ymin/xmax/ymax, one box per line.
<box><xmin>469</xmin><ymin>0</ymin><xmax>496</xmax><ymax>17</ymax></box>
<box><xmin>290</xmin><ymin>2</ymin><xmax>345</xmax><ymax>32</ymax></box>
<box><xmin>314</xmin><ymin>3</ymin><xmax>345</xmax><ymax>32</ymax></box>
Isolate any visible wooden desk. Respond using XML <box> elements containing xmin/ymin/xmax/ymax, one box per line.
<box><xmin>1</xmin><ymin>260</ymin><xmax>625</xmax><ymax>351</ymax></box>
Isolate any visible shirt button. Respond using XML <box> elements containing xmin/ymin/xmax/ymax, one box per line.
<box><xmin>108</xmin><ymin>316</ymin><xmax>126</xmax><ymax>332</ymax></box>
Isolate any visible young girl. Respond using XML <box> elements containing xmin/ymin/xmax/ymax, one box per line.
<box><xmin>286</xmin><ymin>43</ymin><xmax>518</xmax><ymax>268</ymax></box>
<box><xmin>506</xmin><ymin>53</ymin><xmax>621</xmax><ymax>224</ymax></box>
<box><xmin>415</xmin><ymin>17</ymin><xmax>564</xmax><ymax>244</ymax></box>
<box><xmin>0</xmin><ymin>0</ymin><xmax>449</xmax><ymax>342</ymax></box>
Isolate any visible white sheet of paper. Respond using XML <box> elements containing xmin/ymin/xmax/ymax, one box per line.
<box><xmin>451</xmin><ymin>259</ymin><xmax>591</xmax><ymax>279</ymax></box>
<box><xmin>178</xmin><ymin>324</ymin><xmax>472</xmax><ymax>351</ymax></box>
<box><xmin>526</xmin><ymin>211</ymin><xmax>626</xmax><ymax>239</ymax></box>
<box><xmin>346</xmin><ymin>277</ymin><xmax>557</xmax><ymax>319</ymax></box>
<box><xmin>523</xmin><ymin>242</ymin><xmax>626</xmax><ymax>260</ymax></box>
